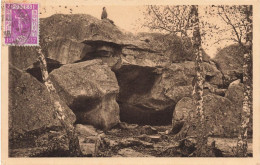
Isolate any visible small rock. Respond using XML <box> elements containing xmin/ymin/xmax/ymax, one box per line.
<box><xmin>117</xmin><ymin>148</ymin><xmax>152</xmax><ymax>157</ymax></box>
<box><xmin>137</xmin><ymin>134</ymin><xmax>161</xmax><ymax>143</ymax></box>
<box><xmin>119</xmin><ymin>138</ymin><xmax>153</xmax><ymax>148</ymax></box>
<box><xmin>148</xmin><ymin>135</ymin><xmax>161</xmax><ymax>143</ymax></box>
<box><xmin>80</xmin><ymin>143</ymin><xmax>96</xmax><ymax>156</ymax></box>
<box><xmin>140</xmin><ymin>125</ymin><xmax>158</xmax><ymax>135</ymax></box>
<box><xmin>208</xmin><ymin>141</ymin><xmax>223</xmax><ymax>157</ymax></box>
<box><xmin>75</xmin><ymin>124</ymin><xmax>98</xmax><ymax>137</ymax></box>
<box><xmin>107</xmin><ymin>128</ymin><xmax>120</xmax><ymax>134</ymax></box>
<box><xmin>163</xmin><ymin>138</ymin><xmax>196</xmax><ymax>157</ymax></box>
<box><xmin>103</xmin><ymin>138</ymin><xmax>118</xmax><ymax>147</ymax></box>
<box><xmin>229</xmin><ymin>79</ymin><xmax>241</xmax><ymax>86</ymax></box>
<box><xmin>75</xmin><ymin>126</ymin><xmax>104</xmax><ymax>157</ymax></box>
<box><xmin>99</xmin><ymin>133</ymin><xmax>106</xmax><ymax>139</ymax></box>
<box><xmin>82</xmin><ymin>136</ymin><xmax>97</xmax><ymax>143</ymax></box>
<box><xmin>165</xmin><ymin>130</ymin><xmax>171</xmax><ymax>135</ymax></box>
<box><xmin>118</xmin><ymin>122</ymin><xmax>138</xmax><ymax>129</ymax></box>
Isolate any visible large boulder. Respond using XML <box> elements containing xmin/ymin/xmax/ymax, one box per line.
<box><xmin>136</xmin><ymin>32</ymin><xmax>211</xmax><ymax>63</ymax></box>
<box><xmin>9</xmin><ymin>65</ymin><xmax>76</xmax><ymax>139</ymax></box>
<box><xmin>121</xmin><ymin>46</ymin><xmax>170</xmax><ymax>68</ymax></box>
<box><xmin>49</xmin><ymin>59</ymin><xmax>120</xmax><ymax>129</ymax></box>
<box><xmin>164</xmin><ymin>61</ymin><xmax>223</xmax><ymax>87</ymax></box>
<box><xmin>9</xmin><ymin>46</ymin><xmax>40</xmax><ymax>71</ymax></box>
<box><xmin>213</xmin><ymin>44</ymin><xmax>246</xmax><ymax>86</ymax></box>
<box><xmin>172</xmin><ymin>94</ymin><xmax>239</xmax><ymax>137</ymax></box>
<box><xmin>9</xmin><ymin>39</ymin><xmax>93</xmax><ymax>71</ymax></box>
<box><xmin>225</xmin><ymin>80</ymin><xmax>244</xmax><ymax>111</ymax></box>
<box><xmin>46</xmin><ymin>39</ymin><xmax>93</xmax><ymax>64</ymax></box>
<box><xmin>81</xmin><ymin>40</ymin><xmax>122</xmax><ymax>71</ymax></box>
<box><xmin>225</xmin><ymin>80</ymin><xmax>252</xmax><ymax>136</ymax></box>
<box><xmin>9</xmin><ymin>14</ymin><xmax>127</xmax><ymax>71</ymax></box>
<box><xmin>116</xmin><ymin>61</ymin><xmax>223</xmax><ymax>125</ymax></box>
<box><xmin>40</xmin><ymin>14</ymin><xmax>127</xmax><ymax>44</ymax></box>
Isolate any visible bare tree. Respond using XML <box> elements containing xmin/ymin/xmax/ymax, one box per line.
<box><xmin>144</xmin><ymin>5</ymin><xmax>209</xmax><ymax>156</ymax></box>
<box><xmin>205</xmin><ymin>5</ymin><xmax>253</xmax><ymax>157</ymax></box>
<box><xmin>189</xmin><ymin>5</ymin><xmax>207</xmax><ymax>156</ymax></box>
<box><xmin>143</xmin><ymin>5</ymin><xmax>195</xmax><ymax>53</ymax></box>
<box><xmin>208</xmin><ymin>5</ymin><xmax>250</xmax><ymax>46</ymax></box>
<box><xmin>208</xmin><ymin>5</ymin><xmax>252</xmax><ymax>157</ymax></box>
<box><xmin>37</xmin><ymin>47</ymin><xmax>82</xmax><ymax>156</ymax></box>
<box><xmin>143</xmin><ymin>5</ymin><xmax>193</xmax><ymax>37</ymax></box>
<box><xmin>236</xmin><ymin>5</ymin><xmax>252</xmax><ymax>157</ymax></box>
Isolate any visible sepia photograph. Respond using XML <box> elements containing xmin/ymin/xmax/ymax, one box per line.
<box><xmin>1</xmin><ymin>0</ymin><xmax>260</xmax><ymax>164</ymax></box>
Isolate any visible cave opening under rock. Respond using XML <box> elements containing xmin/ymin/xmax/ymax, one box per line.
<box><xmin>115</xmin><ymin>65</ymin><xmax>174</xmax><ymax>125</ymax></box>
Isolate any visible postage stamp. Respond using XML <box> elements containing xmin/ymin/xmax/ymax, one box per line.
<box><xmin>4</xmin><ymin>3</ymin><xmax>39</xmax><ymax>46</ymax></box>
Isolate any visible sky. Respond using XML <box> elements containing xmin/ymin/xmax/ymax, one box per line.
<box><xmin>39</xmin><ymin>4</ymin><xmax>237</xmax><ymax>58</ymax></box>
<box><xmin>40</xmin><ymin>5</ymin><xmax>148</xmax><ymax>32</ymax></box>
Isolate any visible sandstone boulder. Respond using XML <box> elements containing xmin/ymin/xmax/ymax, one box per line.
<box><xmin>173</xmin><ymin>94</ymin><xmax>239</xmax><ymax>137</ymax></box>
<box><xmin>9</xmin><ymin>65</ymin><xmax>76</xmax><ymax>139</ymax></box>
<box><xmin>121</xmin><ymin>47</ymin><xmax>170</xmax><ymax>68</ymax></box>
<box><xmin>9</xmin><ymin>14</ymin><xmax>127</xmax><ymax>71</ymax></box>
<box><xmin>116</xmin><ymin>61</ymin><xmax>223</xmax><ymax>125</ymax></box>
<box><xmin>49</xmin><ymin>59</ymin><xmax>120</xmax><ymax>129</ymax></box>
<box><xmin>9</xmin><ymin>39</ymin><xmax>93</xmax><ymax>71</ymax></box>
<box><xmin>82</xmin><ymin>40</ymin><xmax>122</xmax><ymax>70</ymax></box>
<box><xmin>9</xmin><ymin>47</ymin><xmax>39</xmax><ymax>70</ymax></box>
<box><xmin>225</xmin><ymin>80</ymin><xmax>244</xmax><ymax>111</ymax></box>
<box><xmin>164</xmin><ymin>61</ymin><xmax>223</xmax><ymax>87</ymax></box>
<box><xmin>172</xmin><ymin>97</ymin><xmax>195</xmax><ymax>127</ymax></box>
<box><xmin>40</xmin><ymin>14</ymin><xmax>127</xmax><ymax>44</ymax></box>
<box><xmin>225</xmin><ymin>80</ymin><xmax>253</xmax><ymax>136</ymax></box>
<box><xmin>46</xmin><ymin>39</ymin><xmax>93</xmax><ymax>64</ymax></box>
<box><xmin>214</xmin><ymin>44</ymin><xmax>246</xmax><ymax>86</ymax></box>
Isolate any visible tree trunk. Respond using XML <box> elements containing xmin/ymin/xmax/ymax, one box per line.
<box><xmin>37</xmin><ymin>48</ymin><xmax>82</xmax><ymax>157</ymax></box>
<box><xmin>190</xmin><ymin>5</ymin><xmax>207</xmax><ymax>157</ymax></box>
<box><xmin>236</xmin><ymin>5</ymin><xmax>252</xmax><ymax>157</ymax></box>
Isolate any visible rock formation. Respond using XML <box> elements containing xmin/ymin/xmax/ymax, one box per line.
<box><xmin>49</xmin><ymin>59</ymin><xmax>120</xmax><ymax>129</ymax></box>
<box><xmin>8</xmin><ymin>14</ymin><xmax>251</xmax><ymax>157</ymax></box>
<box><xmin>172</xmin><ymin>94</ymin><xmax>244</xmax><ymax>137</ymax></box>
<box><xmin>213</xmin><ymin>44</ymin><xmax>245</xmax><ymax>87</ymax></box>
<box><xmin>9</xmin><ymin>64</ymin><xmax>76</xmax><ymax>139</ymax></box>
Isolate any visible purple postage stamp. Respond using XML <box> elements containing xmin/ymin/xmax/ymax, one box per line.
<box><xmin>4</xmin><ymin>3</ymin><xmax>39</xmax><ymax>46</ymax></box>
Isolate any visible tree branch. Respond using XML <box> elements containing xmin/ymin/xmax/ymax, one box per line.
<box><xmin>149</xmin><ymin>6</ymin><xmax>172</xmax><ymax>32</ymax></box>
<box><xmin>218</xmin><ymin>6</ymin><xmax>242</xmax><ymax>44</ymax></box>
<box><xmin>211</xmin><ymin>37</ymin><xmax>239</xmax><ymax>46</ymax></box>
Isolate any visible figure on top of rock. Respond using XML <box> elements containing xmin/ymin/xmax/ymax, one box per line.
<box><xmin>101</xmin><ymin>7</ymin><xmax>107</xmax><ymax>19</ymax></box>
<box><xmin>101</xmin><ymin>7</ymin><xmax>114</xmax><ymax>25</ymax></box>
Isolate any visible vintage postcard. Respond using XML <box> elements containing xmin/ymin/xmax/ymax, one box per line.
<box><xmin>1</xmin><ymin>0</ymin><xmax>260</xmax><ymax>164</ymax></box>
